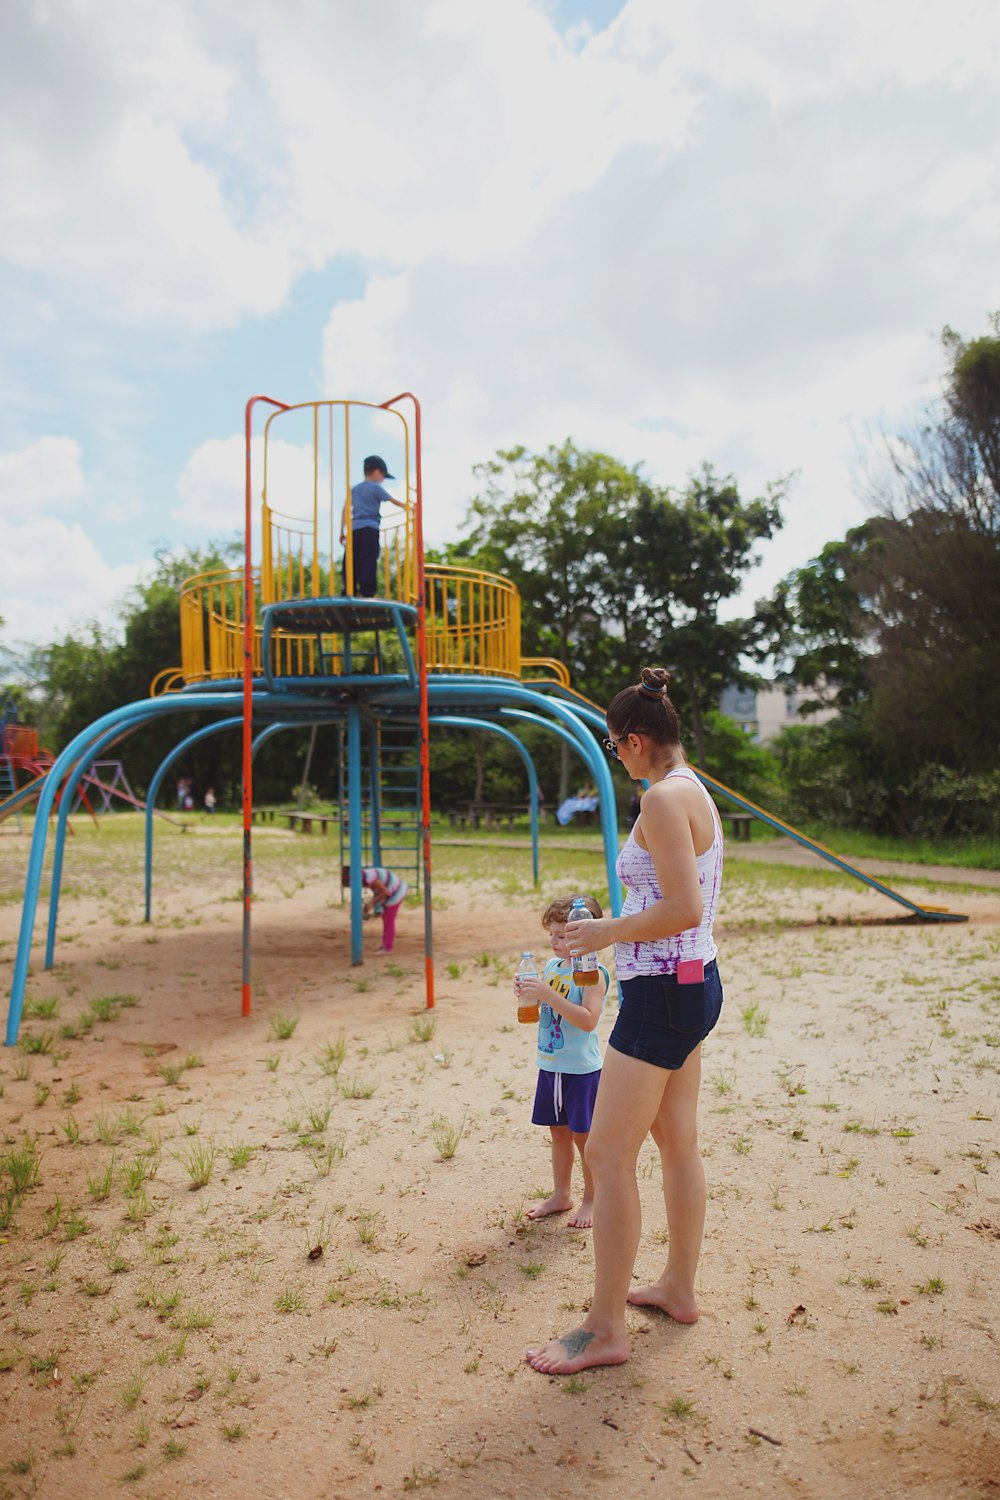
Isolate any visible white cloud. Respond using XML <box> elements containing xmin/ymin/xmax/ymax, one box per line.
<box><xmin>0</xmin><ymin>436</ymin><xmax>87</xmax><ymax>517</ymax></box>
<box><xmin>0</xmin><ymin>438</ymin><xmax>141</xmax><ymax>645</ymax></box>
<box><xmin>5</xmin><ymin>0</ymin><xmax>1000</xmax><ymax>653</ymax></box>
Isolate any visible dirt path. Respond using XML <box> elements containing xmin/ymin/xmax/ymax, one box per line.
<box><xmin>1</xmin><ymin>827</ymin><xmax>998</xmax><ymax>1499</ymax></box>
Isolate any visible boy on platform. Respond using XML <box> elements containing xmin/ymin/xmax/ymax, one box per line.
<box><xmin>514</xmin><ymin>894</ymin><xmax>610</xmax><ymax>1229</ymax></box>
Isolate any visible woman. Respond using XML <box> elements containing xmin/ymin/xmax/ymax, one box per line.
<box><xmin>526</xmin><ymin>666</ymin><xmax>724</xmax><ymax>1375</ymax></box>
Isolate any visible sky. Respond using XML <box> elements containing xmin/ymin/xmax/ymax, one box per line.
<box><xmin>1</xmin><ymin>0</ymin><xmax>999</xmax><ymax>653</ymax></box>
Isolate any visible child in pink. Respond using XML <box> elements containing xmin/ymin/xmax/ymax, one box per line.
<box><xmin>341</xmin><ymin>865</ymin><xmax>408</xmax><ymax>953</ymax></box>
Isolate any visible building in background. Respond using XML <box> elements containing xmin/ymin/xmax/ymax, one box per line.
<box><xmin>718</xmin><ymin>684</ymin><xmax>838</xmax><ymax>746</ymax></box>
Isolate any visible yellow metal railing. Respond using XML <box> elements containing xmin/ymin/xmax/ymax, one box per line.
<box><xmin>150</xmin><ymin>668</ymin><xmax>186</xmax><ymax>697</ymax></box>
<box><xmin>520</xmin><ymin>656</ymin><xmax>571</xmax><ymax>688</ymax></box>
<box><xmin>424</xmin><ymin>564</ymin><xmax>521</xmax><ymax>678</ymax></box>
<box><xmin>177</xmin><ymin>562</ymin><xmax>526</xmax><ymax>685</ymax></box>
<box><xmin>260</xmin><ymin>400</ymin><xmax>417</xmax><ymax>609</ymax></box>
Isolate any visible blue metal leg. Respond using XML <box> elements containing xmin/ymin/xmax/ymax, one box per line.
<box><xmin>368</xmin><ymin>722</ymin><xmax>381</xmax><ymax>867</ymax></box>
<box><xmin>347</xmin><ymin>705</ymin><xmax>363</xmax><ymax>964</ymax></box>
<box><xmin>5</xmin><ymin>691</ymin><xmax>254</xmax><ymax>1045</ymax></box>
<box><xmin>45</xmin><ymin>723</ymin><xmax>143</xmax><ymax>970</ymax></box>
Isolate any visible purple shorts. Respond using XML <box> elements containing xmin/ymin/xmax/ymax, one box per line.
<box><xmin>531</xmin><ymin>1069</ymin><xmax>601</xmax><ymax>1133</ymax></box>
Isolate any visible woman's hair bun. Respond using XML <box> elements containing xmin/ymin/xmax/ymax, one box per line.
<box><xmin>638</xmin><ymin>665</ymin><xmax>670</xmax><ymax>696</ymax></box>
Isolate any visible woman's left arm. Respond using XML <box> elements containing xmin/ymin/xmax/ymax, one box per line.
<box><xmin>566</xmin><ymin>785</ymin><xmax>703</xmax><ymax>953</ymax></box>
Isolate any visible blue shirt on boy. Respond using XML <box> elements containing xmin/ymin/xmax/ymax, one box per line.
<box><xmin>351</xmin><ymin>480</ymin><xmax>395</xmax><ymax>530</ymax></box>
<box><xmin>536</xmin><ymin>957</ymin><xmax>609</xmax><ymax>1075</ymax></box>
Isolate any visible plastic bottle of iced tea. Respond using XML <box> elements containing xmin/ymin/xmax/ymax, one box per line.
<box><xmin>514</xmin><ymin>952</ymin><xmax>540</xmax><ymax>1024</ymax></box>
<box><xmin>570</xmin><ymin>897</ymin><xmax>600</xmax><ymax>986</ymax></box>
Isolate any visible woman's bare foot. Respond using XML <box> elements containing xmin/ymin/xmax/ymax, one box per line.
<box><xmin>525</xmin><ymin>1326</ymin><xmax>630</xmax><ymax>1375</ymax></box>
<box><xmin>626</xmin><ymin>1280</ymin><xmax>699</xmax><ymax>1323</ymax></box>
<box><xmin>567</xmin><ymin>1199</ymin><xmax>594</xmax><ymax>1229</ymax></box>
<box><xmin>526</xmin><ymin>1193</ymin><xmax>573</xmax><ymax>1220</ymax></box>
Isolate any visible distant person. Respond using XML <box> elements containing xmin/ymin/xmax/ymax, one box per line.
<box><xmin>341</xmin><ymin>864</ymin><xmax>408</xmax><ymax>953</ymax></box>
<box><xmin>339</xmin><ymin>456</ymin><xmax>406</xmax><ymax>598</ymax></box>
<box><xmin>204</xmin><ymin>787</ymin><xmax>217</xmax><ymax>814</ymax></box>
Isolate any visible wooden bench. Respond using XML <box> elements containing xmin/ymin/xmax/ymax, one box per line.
<box><xmin>724</xmin><ymin>812</ymin><xmax>754</xmax><ymax>842</ymax></box>
<box><xmin>445</xmin><ymin>803</ymin><xmax>526</xmax><ymax>832</ymax></box>
<box><xmin>251</xmin><ymin>807</ymin><xmax>287</xmax><ymax>825</ymax></box>
<box><xmin>286</xmin><ymin>811</ymin><xmax>338</xmax><ymax>835</ymax></box>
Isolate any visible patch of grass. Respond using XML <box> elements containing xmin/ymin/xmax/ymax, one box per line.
<box><xmin>339</xmin><ymin>1076</ymin><xmax>376</xmax><ymax>1100</ymax></box>
<box><xmin>227</xmin><ymin>1141</ymin><xmax>255</xmax><ymax>1170</ymax></box>
<box><xmin>62</xmin><ymin>1210</ymin><xmax>90</xmax><ymax>1241</ymax></box>
<box><xmin>431</xmin><ymin>1114</ymin><xmax>466</xmax><ymax>1160</ymax></box>
<box><xmin>354</xmin><ymin>1209</ymin><xmax>384</xmax><ymax>1248</ymax></box>
<box><xmin>87</xmin><ymin>1160</ymin><xmax>115</xmax><ymax>1202</ymax></box>
<box><xmin>740</xmin><ymin>1003</ymin><xmax>768</xmax><ymax>1038</ymax></box>
<box><xmin>409</xmin><ymin>1017</ymin><xmax>435</xmax><ymax>1044</ymax></box>
<box><xmin>305</xmin><ymin>1101</ymin><xmax>333</xmax><ymax>1134</ymax></box>
<box><xmin>115</xmin><ymin>1106</ymin><xmax>146</xmax><ymax>1137</ymax></box>
<box><xmin>20</xmin><ymin>1032</ymin><xmax>54</xmax><ymax>1055</ymax></box>
<box><xmin>316</xmin><ymin>1035</ymin><xmax>347</xmax><ymax>1075</ymax></box>
<box><xmin>916</xmin><ymin>1276</ymin><xmax>945</xmax><ymax>1296</ymax></box>
<box><xmin>176</xmin><ymin>1138</ymin><xmax>218</xmax><ymax>1189</ymax></box>
<box><xmin>27</xmin><ymin>997</ymin><xmax>60</xmax><ymax>1020</ymax></box>
<box><xmin>658</xmin><ymin>1395</ymin><xmax>697</xmax><ymax>1420</ymax></box>
<box><xmin>519</xmin><ymin>1260</ymin><xmax>545</xmax><ymax>1280</ymax></box>
<box><xmin>275</xmin><ymin>1284</ymin><xmax>305</xmax><ymax>1314</ymax></box>
<box><xmin>268</xmin><ymin>1012</ymin><xmax>300</xmax><ymax>1041</ymax></box>
<box><xmin>89</xmin><ymin>996</ymin><xmax>120</xmax><ymax>1023</ymax></box>
<box><xmin>121</xmin><ymin>1370</ymin><xmax>146</xmax><ymax>1410</ymax></box>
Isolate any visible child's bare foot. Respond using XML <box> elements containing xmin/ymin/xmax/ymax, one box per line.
<box><xmin>567</xmin><ymin>1199</ymin><xmax>594</xmax><ymax>1229</ymax></box>
<box><xmin>626</xmin><ymin>1279</ymin><xmax>699</xmax><ymax>1323</ymax></box>
<box><xmin>526</xmin><ymin>1193</ymin><xmax>573</xmax><ymax>1220</ymax></box>
<box><xmin>525</xmin><ymin>1326</ymin><xmax>630</xmax><ymax>1375</ymax></box>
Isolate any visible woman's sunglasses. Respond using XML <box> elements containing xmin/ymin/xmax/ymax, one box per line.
<box><xmin>602</xmin><ymin>735</ymin><xmax>626</xmax><ymax>760</ymax></box>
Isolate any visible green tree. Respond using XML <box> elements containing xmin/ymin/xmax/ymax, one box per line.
<box><xmin>464</xmin><ymin>444</ymin><xmax>787</xmax><ymax>774</ymax></box>
<box><xmin>860</xmin><ymin>320</ymin><xmax>1000</xmax><ymax>773</ymax></box>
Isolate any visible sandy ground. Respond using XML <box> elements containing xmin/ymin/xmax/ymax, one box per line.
<box><xmin>0</xmin><ymin>817</ymin><xmax>998</xmax><ymax>1500</ymax></box>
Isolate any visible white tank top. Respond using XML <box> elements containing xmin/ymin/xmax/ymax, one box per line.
<box><xmin>614</xmin><ymin>768</ymin><xmax>723</xmax><ymax>980</ymax></box>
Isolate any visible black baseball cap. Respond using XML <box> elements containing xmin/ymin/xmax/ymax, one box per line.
<box><xmin>363</xmin><ymin>454</ymin><xmax>395</xmax><ymax>479</ymax></box>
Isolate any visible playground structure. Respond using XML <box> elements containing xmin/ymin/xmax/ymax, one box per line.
<box><xmin>2</xmin><ymin>390</ymin><xmax>967</xmax><ymax>1047</ymax></box>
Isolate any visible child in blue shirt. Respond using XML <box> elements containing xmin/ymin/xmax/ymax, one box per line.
<box><xmin>514</xmin><ymin>893</ymin><xmax>610</xmax><ymax>1229</ymax></box>
<box><xmin>338</xmin><ymin>455</ymin><xmax>406</xmax><ymax>598</ymax></box>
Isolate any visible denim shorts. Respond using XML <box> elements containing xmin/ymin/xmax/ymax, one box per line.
<box><xmin>610</xmin><ymin>960</ymin><xmax>723</xmax><ymax>1071</ymax></box>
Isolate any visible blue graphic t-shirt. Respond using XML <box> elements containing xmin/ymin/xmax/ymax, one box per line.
<box><xmin>536</xmin><ymin>957</ymin><xmax>609</xmax><ymax>1075</ymax></box>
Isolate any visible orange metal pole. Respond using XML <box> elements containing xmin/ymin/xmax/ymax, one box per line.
<box><xmin>242</xmin><ymin>396</ymin><xmax>289</xmax><ymax>1018</ymax></box>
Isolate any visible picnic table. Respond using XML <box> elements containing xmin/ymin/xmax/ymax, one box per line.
<box><xmin>285</xmin><ymin>810</ymin><xmax>339</xmax><ymax>835</ymax></box>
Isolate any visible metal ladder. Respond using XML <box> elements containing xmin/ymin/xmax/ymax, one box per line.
<box><xmin>338</xmin><ymin>719</ymin><xmax>421</xmax><ymax>894</ymax></box>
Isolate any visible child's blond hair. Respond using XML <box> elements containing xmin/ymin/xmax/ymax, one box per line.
<box><xmin>541</xmin><ymin>893</ymin><xmax>603</xmax><ymax>928</ymax></box>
